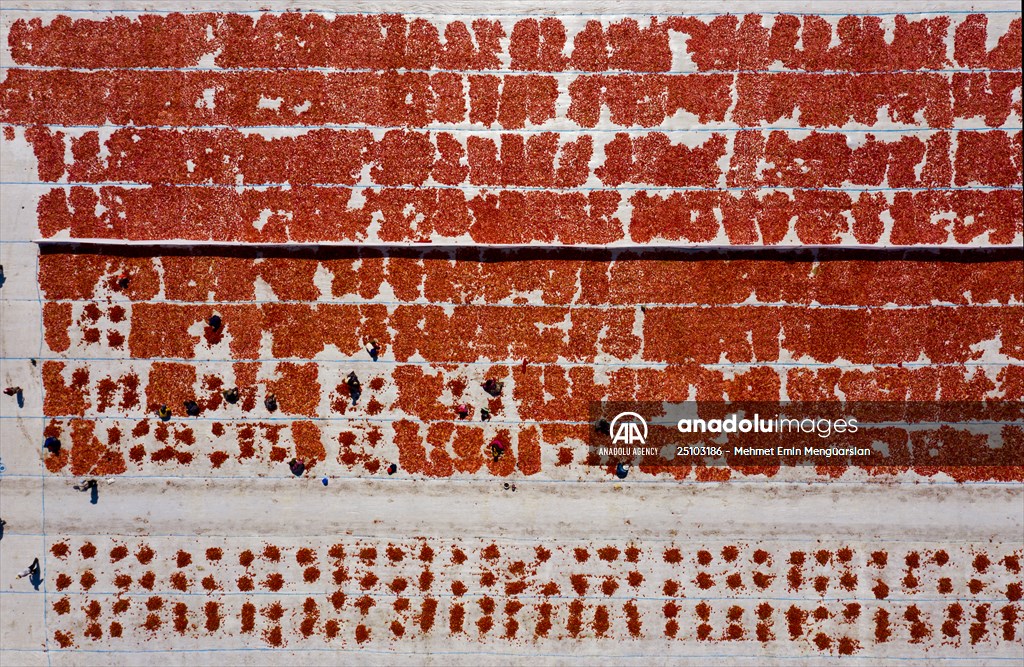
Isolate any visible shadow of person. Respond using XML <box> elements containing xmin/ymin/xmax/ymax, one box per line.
<box><xmin>0</xmin><ymin>520</ymin><xmax>5</xmax><ymax>541</ymax></box>
<box><xmin>90</xmin><ymin>484</ymin><xmax>99</xmax><ymax>505</ymax></box>
<box><xmin>30</xmin><ymin>568</ymin><xmax>42</xmax><ymax>591</ymax></box>
<box><xmin>16</xmin><ymin>391</ymin><xmax>24</xmax><ymax>408</ymax></box>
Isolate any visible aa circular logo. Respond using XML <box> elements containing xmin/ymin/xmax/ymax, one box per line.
<box><xmin>610</xmin><ymin>412</ymin><xmax>648</xmax><ymax>445</ymax></box>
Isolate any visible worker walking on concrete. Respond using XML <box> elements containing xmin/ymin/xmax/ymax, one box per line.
<box><xmin>347</xmin><ymin>372</ymin><xmax>362</xmax><ymax>403</ymax></box>
<box><xmin>16</xmin><ymin>558</ymin><xmax>40</xmax><ymax>580</ymax></box>
<box><xmin>73</xmin><ymin>479</ymin><xmax>98</xmax><ymax>492</ymax></box>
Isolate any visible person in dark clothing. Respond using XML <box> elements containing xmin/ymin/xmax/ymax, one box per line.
<box><xmin>366</xmin><ymin>339</ymin><xmax>380</xmax><ymax>361</ymax></box>
<box><xmin>595</xmin><ymin>418</ymin><xmax>611</xmax><ymax>435</ymax></box>
<box><xmin>387</xmin><ymin>463</ymin><xmax>398</xmax><ymax>475</ymax></box>
<box><xmin>158</xmin><ymin>404</ymin><xmax>172</xmax><ymax>420</ymax></box>
<box><xmin>489</xmin><ymin>439</ymin><xmax>506</xmax><ymax>462</ymax></box>
<box><xmin>480</xmin><ymin>407</ymin><xmax>491</xmax><ymax>422</ymax></box>
<box><xmin>183</xmin><ymin>400</ymin><xmax>201</xmax><ymax>417</ymax></box>
<box><xmin>208</xmin><ymin>314</ymin><xmax>222</xmax><ymax>330</ymax></box>
<box><xmin>456</xmin><ymin>403</ymin><xmax>470</xmax><ymax>420</ymax></box>
<box><xmin>43</xmin><ymin>436</ymin><xmax>61</xmax><ymax>456</ymax></box>
<box><xmin>346</xmin><ymin>372</ymin><xmax>362</xmax><ymax>403</ymax></box>
<box><xmin>3</xmin><ymin>386</ymin><xmax>22</xmax><ymax>397</ymax></box>
<box><xmin>16</xmin><ymin>558</ymin><xmax>40</xmax><ymax>580</ymax></box>
<box><xmin>73</xmin><ymin>479</ymin><xmax>98</xmax><ymax>492</ymax></box>
<box><xmin>615</xmin><ymin>462</ymin><xmax>630</xmax><ymax>479</ymax></box>
<box><xmin>223</xmin><ymin>387</ymin><xmax>239</xmax><ymax>404</ymax></box>
<box><xmin>288</xmin><ymin>458</ymin><xmax>306</xmax><ymax>476</ymax></box>
<box><xmin>264</xmin><ymin>393</ymin><xmax>278</xmax><ymax>412</ymax></box>
<box><xmin>482</xmin><ymin>379</ymin><xmax>504</xmax><ymax>397</ymax></box>
<box><xmin>117</xmin><ymin>272</ymin><xmax>130</xmax><ymax>289</ymax></box>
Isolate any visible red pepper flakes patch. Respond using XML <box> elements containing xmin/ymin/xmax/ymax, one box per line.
<box><xmin>204</xmin><ymin>602</ymin><xmax>221</xmax><ymax>632</ymax></box>
<box><xmin>80</xmin><ymin>571</ymin><xmax>96</xmax><ymax>590</ymax></box>
<box><xmin>419</xmin><ymin>544</ymin><xmax>435</xmax><ymax>562</ymax></box>
<box><xmin>50</xmin><ymin>542</ymin><xmax>70</xmax><ymax>559</ymax></box>
<box><xmin>241</xmin><ymin>603</ymin><xmax>256</xmax><ymax>634</ymax></box>
<box><xmin>263</xmin><ymin>602</ymin><xmax>285</xmax><ymax>622</ymax></box>
<box><xmin>83</xmin><ymin>602</ymin><xmax>100</xmax><ymax>622</ymax></box>
<box><xmin>170</xmin><ymin>572</ymin><xmax>189</xmax><ymax>591</ymax></box>
<box><xmin>264</xmin><ymin>626</ymin><xmax>283</xmax><ymax>647</ymax></box>
<box><xmin>265</xmin><ymin>573</ymin><xmax>285</xmax><ymax>591</ymax></box>
<box><xmin>354</xmin><ymin>596</ymin><xmax>375</xmax><ymax>616</ymax></box>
